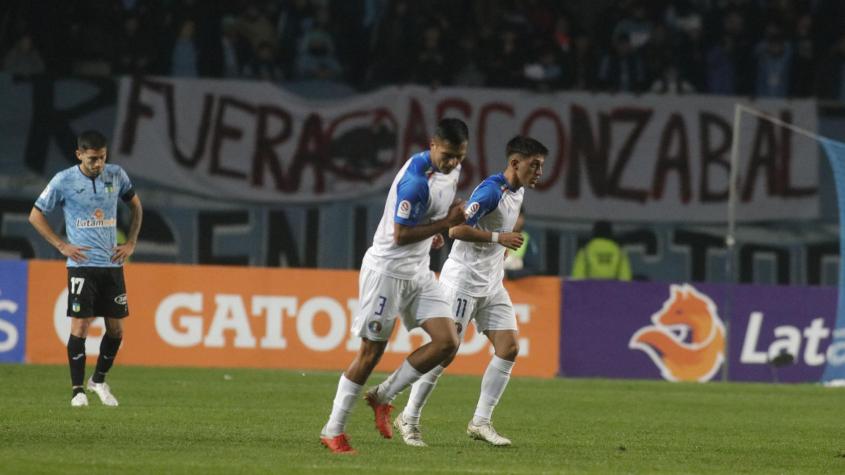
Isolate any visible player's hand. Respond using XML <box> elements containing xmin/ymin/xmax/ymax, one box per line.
<box><xmin>445</xmin><ymin>199</ymin><xmax>466</xmax><ymax>226</ymax></box>
<box><xmin>112</xmin><ymin>241</ymin><xmax>136</xmax><ymax>264</ymax></box>
<box><xmin>58</xmin><ymin>242</ymin><xmax>91</xmax><ymax>263</ymax></box>
<box><xmin>431</xmin><ymin>233</ymin><xmax>445</xmax><ymax>250</ymax></box>
<box><xmin>497</xmin><ymin>232</ymin><xmax>524</xmax><ymax>251</ymax></box>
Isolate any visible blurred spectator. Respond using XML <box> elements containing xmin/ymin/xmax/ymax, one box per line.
<box><xmin>218</xmin><ymin>16</ymin><xmax>249</xmax><ymax>78</ymax></box>
<box><xmin>597</xmin><ymin>33</ymin><xmax>647</xmax><ymax>93</ymax></box>
<box><xmin>613</xmin><ymin>1</ymin><xmax>653</xmax><ymax>51</ymax></box>
<box><xmin>171</xmin><ymin>19</ymin><xmax>198</xmax><ymax>77</ymax></box>
<box><xmin>412</xmin><ymin>25</ymin><xmax>448</xmax><ymax>87</ymax></box>
<box><xmin>244</xmin><ymin>42</ymin><xmax>284</xmax><ymax>82</ymax></box>
<box><xmin>504</xmin><ymin>209</ymin><xmax>541</xmax><ymax>280</ymax></box>
<box><xmin>571</xmin><ymin>221</ymin><xmax>632</xmax><ymax>281</ymax></box>
<box><xmin>706</xmin><ymin>33</ymin><xmax>738</xmax><ymax>95</ymax></box>
<box><xmin>451</xmin><ymin>33</ymin><xmax>486</xmax><ymax>87</ymax></box>
<box><xmin>523</xmin><ymin>46</ymin><xmax>564</xmax><ymax>92</ymax></box>
<box><xmin>485</xmin><ymin>29</ymin><xmax>525</xmax><ymax>89</ymax></box>
<box><xmin>367</xmin><ymin>0</ymin><xmax>415</xmax><ymax>86</ymax></box>
<box><xmin>238</xmin><ymin>5</ymin><xmax>277</xmax><ymax>58</ymax></box>
<box><xmin>790</xmin><ymin>15</ymin><xmax>816</xmax><ymax>97</ymax></box>
<box><xmin>3</xmin><ymin>34</ymin><xmax>44</xmax><ymax>77</ymax></box>
<box><xmin>277</xmin><ymin>0</ymin><xmax>314</xmax><ymax>77</ymax></box>
<box><xmin>754</xmin><ymin>25</ymin><xmax>792</xmax><ymax>98</ymax></box>
<box><xmin>114</xmin><ymin>16</ymin><xmax>154</xmax><ymax>75</ymax></box>
<box><xmin>816</xmin><ymin>33</ymin><xmax>845</xmax><ymax>101</ymax></box>
<box><xmin>650</xmin><ymin>64</ymin><xmax>696</xmax><ymax>94</ymax></box>
<box><xmin>296</xmin><ymin>28</ymin><xmax>342</xmax><ymax>81</ymax></box>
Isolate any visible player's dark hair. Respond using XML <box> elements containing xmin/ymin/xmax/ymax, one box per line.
<box><xmin>506</xmin><ymin>136</ymin><xmax>548</xmax><ymax>158</ymax></box>
<box><xmin>433</xmin><ymin>118</ymin><xmax>469</xmax><ymax>145</ymax></box>
<box><xmin>77</xmin><ymin>130</ymin><xmax>108</xmax><ymax>150</ymax></box>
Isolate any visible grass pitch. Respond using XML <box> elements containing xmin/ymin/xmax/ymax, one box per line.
<box><xmin>0</xmin><ymin>365</ymin><xmax>842</xmax><ymax>474</ymax></box>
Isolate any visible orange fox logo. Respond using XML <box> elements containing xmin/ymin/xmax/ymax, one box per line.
<box><xmin>629</xmin><ymin>284</ymin><xmax>725</xmax><ymax>382</ymax></box>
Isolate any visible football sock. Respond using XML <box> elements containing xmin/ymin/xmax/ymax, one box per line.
<box><xmin>324</xmin><ymin>374</ymin><xmax>363</xmax><ymax>437</ymax></box>
<box><xmin>403</xmin><ymin>365</ymin><xmax>445</xmax><ymax>425</ymax></box>
<box><xmin>92</xmin><ymin>335</ymin><xmax>122</xmax><ymax>383</ymax></box>
<box><xmin>72</xmin><ymin>387</ymin><xmax>85</xmax><ymax>397</ymax></box>
<box><xmin>67</xmin><ymin>335</ymin><xmax>86</xmax><ymax>387</ymax></box>
<box><xmin>472</xmin><ymin>355</ymin><xmax>515</xmax><ymax>425</ymax></box>
<box><xmin>376</xmin><ymin>359</ymin><xmax>423</xmax><ymax>403</ymax></box>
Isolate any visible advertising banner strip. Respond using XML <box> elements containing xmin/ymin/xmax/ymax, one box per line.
<box><xmin>113</xmin><ymin>77</ymin><xmax>818</xmax><ymax>222</ymax></box>
<box><xmin>0</xmin><ymin>259</ymin><xmax>27</xmax><ymax>363</ymax></box>
<box><xmin>26</xmin><ymin>260</ymin><xmax>561</xmax><ymax>378</ymax></box>
<box><xmin>561</xmin><ymin>280</ymin><xmax>837</xmax><ymax>383</ymax></box>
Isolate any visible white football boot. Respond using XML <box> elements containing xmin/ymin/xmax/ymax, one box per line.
<box><xmin>467</xmin><ymin>421</ymin><xmax>511</xmax><ymax>446</ymax></box>
<box><xmin>70</xmin><ymin>392</ymin><xmax>89</xmax><ymax>407</ymax></box>
<box><xmin>394</xmin><ymin>413</ymin><xmax>427</xmax><ymax>447</ymax></box>
<box><xmin>87</xmin><ymin>378</ymin><xmax>119</xmax><ymax>406</ymax></box>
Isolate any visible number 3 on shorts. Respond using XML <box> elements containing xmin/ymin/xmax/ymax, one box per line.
<box><xmin>70</xmin><ymin>277</ymin><xmax>85</xmax><ymax>295</ymax></box>
<box><xmin>374</xmin><ymin>296</ymin><xmax>387</xmax><ymax>316</ymax></box>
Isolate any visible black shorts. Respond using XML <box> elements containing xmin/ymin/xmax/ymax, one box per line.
<box><xmin>66</xmin><ymin>267</ymin><xmax>129</xmax><ymax>319</ymax></box>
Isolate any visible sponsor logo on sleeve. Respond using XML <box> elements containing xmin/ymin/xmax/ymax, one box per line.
<box><xmin>397</xmin><ymin>200</ymin><xmax>412</xmax><ymax>219</ymax></box>
<box><xmin>465</xmin><ymin>202</ymin><xmax>481</xmax><ymax>220</ymax></box>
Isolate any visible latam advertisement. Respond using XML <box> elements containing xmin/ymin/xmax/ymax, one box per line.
<box><xmin>25</xmin><ymin>261</ymin><xmax>560</xmax><ymax>377</ymax></box>
<box><xmin>561</xmin><ymin>280</ymin><xmax>840</xmax><ymax>383</ymax></box>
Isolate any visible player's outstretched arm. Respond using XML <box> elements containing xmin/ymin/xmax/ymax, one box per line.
<box><xmin>112</xmin><ymin>195</ymin><xmax>143</xmax><ymax>263</ymax></box>
<box><xmin>449</xmin><ymin>225</ymin><xmax>524</xmax><ymax>251</ymax></box>
<box><xmin>394</xmin><ymin>200</ymin><xmax>466</xmax><ymax>246</ymax></box>
<box><xmin>28</xmin><ymin>207</ymin><xmax>91</xmax><ymax>263</ymax></box>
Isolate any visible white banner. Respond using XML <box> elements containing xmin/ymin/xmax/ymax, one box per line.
<box><xmin>113</xmin><ymin>77</ymin><xmax>818</xmax><ymax>222</ymax></box>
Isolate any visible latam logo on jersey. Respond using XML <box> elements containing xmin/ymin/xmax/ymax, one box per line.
<box><xmin>75</xmin><ymin>208</ymin><xmax>117</xmax><ymax>229</ymax></box>
<box><xmin>629</xmin><ymin>284</ymin><xmax>725</xmax><ymax>382</ymax></box>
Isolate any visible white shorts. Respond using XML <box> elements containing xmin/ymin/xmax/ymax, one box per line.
<box><xmin>440</xmin><ymin>282</ymin><xmax>517</xmax><ymax>338</ymax></box>
<box><xmin>351</xmin><ymin>264</ymin><xmax>452</xmax><ymax>341</ymax></box>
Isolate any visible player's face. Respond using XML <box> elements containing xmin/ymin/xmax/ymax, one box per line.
<box><xmin>517</xmin><ymin>154</ymin><xmax>545</xmax><ymax>189</ymax></box>
<box><xmin>430</xmin><ymin>139</ymin><xmax>467</xmax><ymax>174</ymax></box>
<box><xmin>76</xmin><ymin>147</ymin><xmax>108</xmax><ymax>177</ymax></box>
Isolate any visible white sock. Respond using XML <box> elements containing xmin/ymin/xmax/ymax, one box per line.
<box><xmin>472</xmin><ymin>355</ymin><xmax>515</xmax><ymax>425</ymax></box>
<box><xmin>376</xmin><ymin>359</ymin><xmax>423</xmax><ymax>403</ymax></box>
<box><xmin>323</xmin><ymin>374</ymin><xmax>363</xmax><ymax>437</ymax></box>
<box><xmin>403</xmin><ymin>365</ymin><xmax>445</xmax><ymax>425</ymax></box>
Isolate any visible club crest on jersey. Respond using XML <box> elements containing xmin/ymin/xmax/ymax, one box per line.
<box><xmin>104</xmin><ymin>181</ymin><xmax>114</xmax><ymax>193</ymax></box>
<box><xmin>465</xmin><ymin>202</ymin><xmax>481</xmax><ymax>219</ymax></box>
<box><xmin>397</xmin><ymin>200</ymin><xmax>412</xmax><ymax>219</ymax></box>
<box><xmin>368</xmin><ymin>321</ymin><xmax>382</xmax><ymax>333</ymax></box>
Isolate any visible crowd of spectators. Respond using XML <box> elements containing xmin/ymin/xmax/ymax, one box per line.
<box><xmin>3</xmin><ymin>0</ymin><xmax>845</xmax><ymax>100</ymax></box>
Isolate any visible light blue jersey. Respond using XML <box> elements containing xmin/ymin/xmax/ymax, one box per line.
<box><xmin>35</xmin><ymin>164</ymin><xmax>135</xmax><ymax>268</ymax></box>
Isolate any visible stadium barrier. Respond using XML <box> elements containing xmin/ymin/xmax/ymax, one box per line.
<box><xmin>561</xmin><ymin>280</ymin><xmax>839</xmax><ymax>383</ymax></box>
<box><xmin>16</xmin><ymin>260</ymin><xmax>561</xmax><ymax>377</ymax></box>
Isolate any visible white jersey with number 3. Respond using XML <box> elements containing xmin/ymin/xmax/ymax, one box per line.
<box><xmin>362</xmin><ymin>150</ymin><xmax>460</xmax><ymax>279</ymax></box>
<box><xmin>440</xmin><ymin>173</ymin><xmax>523</xmax><ymax>297</ymax></box>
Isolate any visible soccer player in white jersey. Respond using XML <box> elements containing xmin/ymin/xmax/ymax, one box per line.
<box><xmin>319</xmin><ymin>118</ymin><xmax>470</xmax><ymax>454</ymax></box>
<box><xmin>394</xmin><ymin>135</ymin><xmax>547</xmax><ymax>447</ymax></box>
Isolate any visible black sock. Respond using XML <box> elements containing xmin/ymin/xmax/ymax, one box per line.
<box><xmin>67</xmin><ymin>335</ymin><xmax>86</xmax><ymax>387</ymax></box>
<box><xmin>72</xmin><ymin>387</ymin><xmax>85</xmax><ymax>397</ymax></box>
<box><xmin>92</xmin><ymin>335</ymin><xmax>122</xmax><ymax>383</ymax></box>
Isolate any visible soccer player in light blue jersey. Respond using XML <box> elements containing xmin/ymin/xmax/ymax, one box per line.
<box><xmin>319</xmin><ymin>119</ymin><xmax>469</xmax><ymax>454</ymax></box>
<box><xmin>394</xmin><ymin>136</ymin><xmax>547</xmax><ymax>447</ymax></box>
<box><xmin>29</xmin><ymin>130</ymin><xmax>143</xmax><ymax>407</ymax></box>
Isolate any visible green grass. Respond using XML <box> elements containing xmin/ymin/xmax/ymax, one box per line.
<box><xmin>0</xmin><ymin>365</ymin><xmax>843</xmax><ymax>474</ymax></box>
